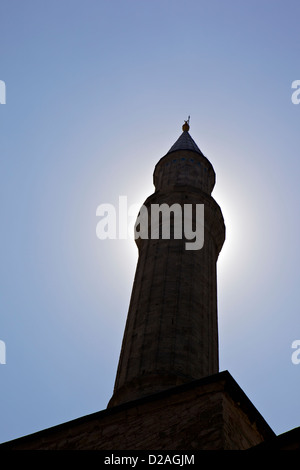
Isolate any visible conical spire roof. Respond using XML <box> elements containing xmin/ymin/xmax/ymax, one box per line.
<box><xmin>166</xmin><ymin>120</ymin><xmax>204</xmax><ymax>156</ymax></box>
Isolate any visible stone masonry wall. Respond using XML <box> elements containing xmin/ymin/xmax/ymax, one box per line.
<box><xmin>0</xmin><ymin>372</ymin><xmax>274</xmax><ymax>451</ymax></box>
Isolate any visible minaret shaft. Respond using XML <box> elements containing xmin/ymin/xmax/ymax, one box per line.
<box><xmin>108</xmin><ymin>128</ymin><xmax>225</xmax><ymax>408</ymax></box>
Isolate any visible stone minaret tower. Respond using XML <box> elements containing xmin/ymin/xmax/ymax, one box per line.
<box><xmin>108</xmin><ymin>121</ymin><xmax>225</xmax><ymax>408</ymax></box>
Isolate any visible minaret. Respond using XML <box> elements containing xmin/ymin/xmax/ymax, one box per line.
<box><xmin>108</xmin><ymin>121</ymin><xmax>225</xmax><ymax>408</ymax></box>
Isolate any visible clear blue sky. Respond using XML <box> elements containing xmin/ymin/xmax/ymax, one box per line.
<box><xmin>1</xmin><ymin>0</ymin><xmax>300</xmax><ymax>443</ymax></box>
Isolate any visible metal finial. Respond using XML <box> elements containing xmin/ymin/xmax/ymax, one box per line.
<box><xmin>182</xmin><ymin>116</ymin><xmax>190</xmax><ymax>132</ymax></box>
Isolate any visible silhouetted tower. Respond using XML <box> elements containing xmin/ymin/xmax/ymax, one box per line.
<box><xmin>108</xmin><ymin>121</ymin><xmax>225</xmax><ymax>407</ymax></box>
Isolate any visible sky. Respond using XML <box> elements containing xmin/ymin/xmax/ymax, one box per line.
<box><xmin>1</xmin><ymin>0</ymin><xmax>300</xmax><ymax>444</ymax></box>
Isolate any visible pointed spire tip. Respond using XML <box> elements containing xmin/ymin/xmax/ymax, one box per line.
<box><xmin>182</xmin><ymin>116</ymin><xmax>190</xmax><ymax>132</ymax></box>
